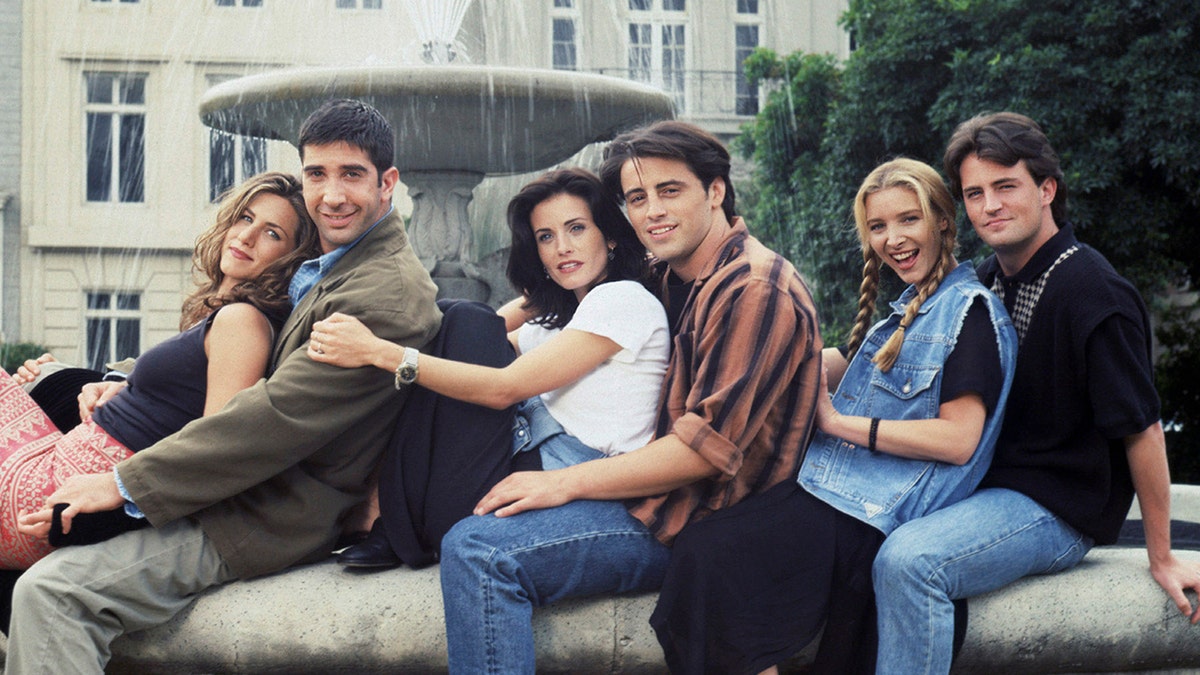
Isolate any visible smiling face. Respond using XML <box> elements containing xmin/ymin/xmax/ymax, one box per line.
<box><xmin>219</xmin><ymin>192</ymin><xmax>301</xmax><ymax>292</ymax></box>
<box><xmin>301</xmin><ymin>141</ymin><xmax>399</xmax><ymax>253</ymax></box>
<box><xmin>960</xmin><ymin>153</ymin><xmax>1058</xmax><ymax>275</ymax></box>
<box><xmin>619</xmin><ymin>156</ymin><xmax>727</xmax><ymax>282</ymax></box>
<box><xmin>863</xmin><ymin>186</ymin><xmax>946</xmax><ymax>287</ymax></box>
<box><xmin>531</xmin><ymin>193</ymin><xmax>612</xmax><ymax>302</ymax></box>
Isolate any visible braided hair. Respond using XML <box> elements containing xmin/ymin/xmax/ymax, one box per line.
<box><xmin>846</xmin><ymin>158</ymin><xmax>959</xmax><ymax>371</ymax></box>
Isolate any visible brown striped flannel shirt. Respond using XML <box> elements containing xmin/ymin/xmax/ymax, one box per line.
<box><xmin>626</xmin><ymin>220</ymin><xmax>823</xmax><ymax>544</ymax></box>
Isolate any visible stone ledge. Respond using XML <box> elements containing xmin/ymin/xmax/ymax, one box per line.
<box><xmin>18</xmin><ymin>486</ymin><xmax>1200</xmax><ymax>673</ymax></box>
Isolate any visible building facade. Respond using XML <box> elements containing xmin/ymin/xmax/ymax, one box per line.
<box><xmin>1</xmin><ymin>0</ymin><xmax>21</xmax><ymax>345</ymax></box>
<box><xmin>16</xmin><ymin>0</ymin><xmax>848</xmax><ymax>365</ymax></box>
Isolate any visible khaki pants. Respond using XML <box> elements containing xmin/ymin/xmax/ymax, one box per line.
<box><xmin>5</xmin><ymin>518</ymin><xmax>234</xmax><ymax>675</ymax></box>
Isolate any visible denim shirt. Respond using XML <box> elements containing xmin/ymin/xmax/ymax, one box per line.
<box><xmin>798</xmin><ymin>262</ymin><xmax>1017</xmax><ymax>534</ymax></box>
<box><xmin>512</xmin><ymin>396</ymin><xmax>604</xmax><ymax>471</ymax></box>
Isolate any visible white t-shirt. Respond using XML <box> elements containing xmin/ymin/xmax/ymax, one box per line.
<box><xmin>517</xmin><ymin>280</ymin><xmax>670</xmax><ymax>456</ymax></box>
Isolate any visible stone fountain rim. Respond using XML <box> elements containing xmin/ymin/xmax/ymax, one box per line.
<box><xmin>198</xmin><ymin>64</ymin><xmax>674</xmax><ymax>118</ymax></box>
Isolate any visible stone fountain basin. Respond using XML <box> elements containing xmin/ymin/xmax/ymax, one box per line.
<box><xmin>32</xmin><ymin>485</ymin><xmax>1189</xmax><ymax>673</ymax></box>
<box><xmin>199</xmin><ymin>65</ymin><xmax>675</xmax><ymax>175</ymax></box>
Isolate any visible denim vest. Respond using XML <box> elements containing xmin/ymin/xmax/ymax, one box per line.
<box><xmin>798</xmin><ymin>262</ymin><xmax>1017</xmax><ymax>534</ymax></box>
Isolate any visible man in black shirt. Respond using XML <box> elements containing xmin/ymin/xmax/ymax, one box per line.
<box><xmin>872</xmin><ymin>112</ymin><xmax>1200</xmax><ymax>674</ymax></box>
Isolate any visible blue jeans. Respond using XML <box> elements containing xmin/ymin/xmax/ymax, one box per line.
<box><xmin>440</xmin><ymin>406</ymin><xmax>671</xmax><ymax>674</ymax></box>
<box><xmin>872</xmin><ymin>487</ymin><xmax>1093</xmax><ymax>674</ymax></box>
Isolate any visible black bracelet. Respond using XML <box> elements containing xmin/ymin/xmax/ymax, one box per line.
<box><xmin>869</xmin><ymin>417</ymin><xmax>880</xmax><ymax>452</ymax></box>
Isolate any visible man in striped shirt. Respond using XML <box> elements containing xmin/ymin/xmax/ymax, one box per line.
<box><xmin>438</xmin><ymin>120</ymin><xmax>823</xmax><ymax>673</ymax></box>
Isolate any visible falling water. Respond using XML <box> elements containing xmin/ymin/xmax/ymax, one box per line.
<box><xmin>402</xmin><ymin>0</ymin><xmax>475</xmax><ymax>64</ymax></box>
<box><xmin>21</xmin><ymin>0</ymin><xmax>834</xmax><ymax>359</ymax></box>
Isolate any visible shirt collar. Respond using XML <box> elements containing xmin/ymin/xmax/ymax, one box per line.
<box><xmin>688</xmin><ymin>217</ymin><xmax>749</xmax><ymax>286</ymax></box>
<box><xmin>997</xmin><ymin>222</ymin><xmax>1078</xmax><ymax>285</ymax></box>
<box><xmin>289</xmin><ymin>205</ymin><xmax>393</xmax><ymax>305</ymax></box>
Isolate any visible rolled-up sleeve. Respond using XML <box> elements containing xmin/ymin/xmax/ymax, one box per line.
<box><xmin>631</xmin><ymin>236</ymin><xmax>823</xmax><ymax>544</ymax></box>
<box><xmin>671</xmin><ymin>275</ymin><xmax>808</xmax><ymax>477</ymax></box>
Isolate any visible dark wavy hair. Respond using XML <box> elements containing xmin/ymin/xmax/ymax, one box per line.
<box><xmin>506</xmin><ymin>168</ymin><xmax>651</xmax><ymax>329</ymax></box>
<box><xmin>943</xmin><ymin>111</ymin><xmax>1068</xmax><ymax>224</ymax></box>
<box><xmin>180</xmin><ymin>172</ymin><xmax>320</xmax><ymax>330</ymax></box>
<box><xmin>599</xmin><ymin>119</ymin><xmax>736</xmax><ymax>222</ymax></box>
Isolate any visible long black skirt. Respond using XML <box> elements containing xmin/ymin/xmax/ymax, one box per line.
<box><xmin>651</xmin><ymin>481</ymin><xmax>884</xmax><ymax>674</ymax></box>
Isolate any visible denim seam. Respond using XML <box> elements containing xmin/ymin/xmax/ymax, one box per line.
<box><xmin>916</xmin><ymin>510</ymin><xmax>1065</xmax><ymax>674</ymax></box>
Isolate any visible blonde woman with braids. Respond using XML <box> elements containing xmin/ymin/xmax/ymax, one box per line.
<box><xmin>0</xmin><ymin>172</ymin><xmax>319</xmax><ymax>568</ymax></box>
<box><xmin>651</xmin><ymin>158</ymin><xmax>1017</xmax><ymax>674</ymax></box>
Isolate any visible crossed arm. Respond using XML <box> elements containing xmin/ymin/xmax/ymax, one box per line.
<box><xmin>817</xmin><ymin>347</ymin><xmax>987</xmax><ymax>466</ymax></box>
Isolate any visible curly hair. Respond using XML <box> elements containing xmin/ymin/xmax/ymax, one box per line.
<box><xmin>846</xmin><ymin>158</ymin><xmax>958</xmax><ymax>371</ymax></box>
<box><xmin>180</xmin><ymin>172</ymin><xmax>320</xmax><ymax>330</ymax></box>
<box><xmin>506</xmin><ymin>168</ymin><xmax>652</xmax><ymax>329</ymax></box>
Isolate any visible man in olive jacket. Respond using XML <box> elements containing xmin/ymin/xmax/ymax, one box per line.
<box><xmin>5</xmin><ymin>99</ymin><xmax>441</xmax><ymax>673</ymax></box>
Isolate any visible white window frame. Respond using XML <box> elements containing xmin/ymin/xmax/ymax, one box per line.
<box><xmin>84</xmin><ymin>71</ymin><xmax>147</xmax><ymax>204</ymax></box>
<box><xmin>627</xmin><ymin>0</ymin><xmax>688</xmax><ymax>112</ymax></box>
<box><xmin>83</xmin><ymin>291</ymin><xmax>142</xmax><ymax>372</ymax></box>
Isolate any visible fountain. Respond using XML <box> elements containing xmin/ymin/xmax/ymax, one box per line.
<box><xmin>198</xmin><ymin>9</ymin><xmax>673</xmax><ymax>302</ymax></box>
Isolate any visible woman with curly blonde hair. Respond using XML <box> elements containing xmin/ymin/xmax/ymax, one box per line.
<box><xmin>652</xmin><ymin>158</ymin><xmax>1018</xmax><ymax>674</ymax></box>
<box><xmin>0</xmin><ymin>171</ymin><xmax>319</xmax><ymax>569</ymax></box>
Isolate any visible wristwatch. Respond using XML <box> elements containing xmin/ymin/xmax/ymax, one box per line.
<box><xmin>393</xmin><ymin>347</ymin><xmax>420</xmax><ymax>389</ymax></box>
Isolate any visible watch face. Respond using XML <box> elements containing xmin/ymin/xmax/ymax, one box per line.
<box><xmin>398</xmin><ymin>364</ymin><xmax>418</xmax><ymax>384</ymax></box>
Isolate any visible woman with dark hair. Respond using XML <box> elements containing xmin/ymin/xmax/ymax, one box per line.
<box><xmin>311</xmin><ymin>166</ymin><xmax>669</xmax><ymax>561</ymax></box>
<box><xmin>0</xmin><ymin>171</ymin><xmax>320</xmax><ymax>569</ymax></box>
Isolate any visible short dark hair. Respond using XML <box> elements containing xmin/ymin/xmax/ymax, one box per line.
<box><xmin>298</xmin><ymin>99</ymin><xmax>394</xmax><ymax>183</ymax></box>
<box><xmin>943</xmin><ymin>111</ymin><xmax>1068</xmax><ymax>223</ymax></box>
<box><xmin>506</xmin><ymin>167</ymin><xmax>651</xmax><ymax>329</ymax></box>
<box><xmin>599</xmin><ymin>120</ymin><xmax>736</xmax><ymax>222</ymax></box>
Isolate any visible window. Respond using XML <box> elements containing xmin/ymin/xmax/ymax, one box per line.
<box><xmin>627</xmin><ymin>2</ymin><xmax>687</xmax><ymax>111</ymax></box>
<box><xmin>91</xmin><ymin>0</ymin><xmax>140</xmax><ymax>4</ymax></box>
<box><xmin>735</xmin><ymin>24</ymin><xmax>760</xmax><ymax>115</ymax></box>
<box><xmin>84</xmin><ymin>292</ymin><xmax>141</xmax><ymax>372</ymax></box>
<box><xmin>337</xmin><ymin>0</ymin><xmax>382</xmax><ymax>8</ymax></box>
<box><xmin>737</xmin><ymin>0</ymin><xmax>758</xmax><ymax>13</ymax></box>
<box><xmin>209</xmin><ymin>131</ymin><xmax>267</xmax><ymax>202</ymax></box>
<box><xmin>551</xmin><ymin>0</ymin><xmax>580</xmax><ymax>71</ymax></box>
<box><xmin>215</xmin><ymin>0</ymin><xmax>263</xmax><ymax>6</ymax></box>
<box><xmin>208</xmin><ymin>76</ymin><xmax>267</xmax><ymax>201</ymax></box>
<box><xmin>628</xmin><ymin>24</ymin><xmax>652</xmax><ymax>83</ymax></box>
<box><xmin>552</xmin><ymin>19</ymin><xmax>578</xmax><ymax>70</ymax></box>
<box><xmin>85</xmin><ymin>72</ymin><xmax>146</xmax><ymax>203</ymax></box>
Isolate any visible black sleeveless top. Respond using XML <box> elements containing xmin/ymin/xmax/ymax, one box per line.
<box><xmin>92</xmin><ymin>311</ymin><xmax>217</xmax><ymax>451</ymax></box>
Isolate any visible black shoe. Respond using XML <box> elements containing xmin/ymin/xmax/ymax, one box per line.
<box><xmin>337</xmin><ymin>519</ymin><xmax>401</xmax><ymax>568</ymax></box>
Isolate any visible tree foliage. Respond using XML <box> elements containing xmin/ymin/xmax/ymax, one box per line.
<box><xmin>0</xmin><ymin>343</ymin><xmax>47</xmax><ymax>375</ymax></box>
<box><xmin>739</xmin><ymin>0</ymin><xmax>1200</xmax><ymax>477</ymax></box>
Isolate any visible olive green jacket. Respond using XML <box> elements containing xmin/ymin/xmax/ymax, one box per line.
<box><xmin>118</xmin><ymin>210</ymin><xmax>441</xmax><ymax>578</ymax></box>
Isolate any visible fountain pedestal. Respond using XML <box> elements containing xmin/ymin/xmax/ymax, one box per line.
<box><xmin>406</xmin><ymin>170</ymin><xmax>487</xmax><ymax>301</ymax></box>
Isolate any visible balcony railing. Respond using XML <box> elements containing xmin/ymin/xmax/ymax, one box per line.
<box><xmin>585</xmin><ymin>68</ymin><xmax>759</xmax><ymax>120</ymax></box>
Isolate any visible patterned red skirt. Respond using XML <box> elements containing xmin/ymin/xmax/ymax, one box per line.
<box><xmin>0</xmin><ymin>371</ymin><xmax>133</xmax><ymax>569</ymax></box>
